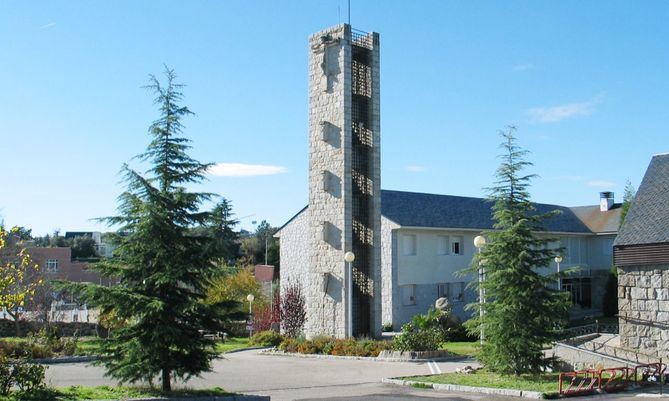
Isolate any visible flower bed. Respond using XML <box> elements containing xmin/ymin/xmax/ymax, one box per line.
<box><xmin>278</xmin><ymin>337</ymin><xmax>393</xmax><ymax>357</ymax></box>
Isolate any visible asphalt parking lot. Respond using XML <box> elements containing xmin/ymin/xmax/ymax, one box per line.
<box><xmin>45</xmin><ymin>350</ymin><xmax>669</xmax><ymax>400</ymax></box>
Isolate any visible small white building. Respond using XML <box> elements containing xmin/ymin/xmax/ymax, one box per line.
<box><xmin>277</xmin><ymin>190</ymin><xmax>621</xmax><ymax>333</ymax></box>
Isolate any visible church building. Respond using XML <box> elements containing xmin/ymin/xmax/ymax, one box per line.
<box><xmin>276</xmin><ymin>24</ymin><xmax>621</xmax><ymax>339</ymax></box>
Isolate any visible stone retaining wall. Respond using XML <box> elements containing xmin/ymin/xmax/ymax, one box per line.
<box><xmin>618</xmin><ymin>264</ymin><xmax>669</xmax><ymax>358</ymax></box>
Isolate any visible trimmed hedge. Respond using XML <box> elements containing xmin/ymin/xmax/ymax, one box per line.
<box><xmin>0</xmin><ymin>321</ymin><xmax>98</xmax><ymax>338</ymax></box>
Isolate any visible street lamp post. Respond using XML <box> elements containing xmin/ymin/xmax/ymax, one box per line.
<box><xmin>344</xmin><ymin>251</ymin><xmax>355</xmax><ymax>339</ymax></box>
<box><xmin>555</xmin><ymin>256</ymin><xmax>563</xmax><ymax>291</ymax></box>
<box><xmin>246</xmin><ymin>293</ymin><xmax>255</xmax><ymax>336</ymax></box>
<box><xmin>474</xmin><ymin>235</ymin><xmax>487</xmax><ymax>345</ymax></box>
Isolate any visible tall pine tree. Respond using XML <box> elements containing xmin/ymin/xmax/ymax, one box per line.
<box><xmin>464</xmin><ymin>127</ymin><xmax>570</xmax><ymax>375</ymax></box>
<box><xmin>59</xmin><ymin>68</ymin><xmax>243</xmax><ymax>391</ymax></box>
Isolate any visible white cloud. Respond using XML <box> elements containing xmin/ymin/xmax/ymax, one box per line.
<box><xmin>406</xmin><ymin>165</ymin><xmax>426</xmax><ymax>173</ymax></box>
<box><xmin>527</xmin><ymin>95</ymin><xmax>603</xmax><ymax>123</ymax></box>
<box><xmin>39</xmin><ymin>22</ymin><xmax>56</xmax><ymax>29</ymax></box>
<box><xmin>586</xmin><ymin>180</ymin><xmax>615</xmax><ymax>189</ymax></box>
<box><xmin>209</xmin><ymin>163</ymin><xmax>287</xmax><ymax>177</ymax></box>
<box><xmin>512</xmin><ymin>63</ymin><xmax>534</xmax><ymax>72</ymax></box>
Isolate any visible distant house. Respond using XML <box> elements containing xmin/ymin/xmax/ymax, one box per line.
<box><xmin>22</xmin><ymin>246</ymin><xmax>115</xmax><ymax>323</ymax></box>
<box><xmin>27</xmin><ymin>246</ymin><xmax>114</xmax><ymax>286</ymax></box>
<box><xmin>614</xmin><ymin>153</ymin><xmax>669</xmax><ymax>358</ymax></box>
<box><xmin>278</xmin><ymin>190</ymin><xmax>621</xmax><ymax>331</ymax></box>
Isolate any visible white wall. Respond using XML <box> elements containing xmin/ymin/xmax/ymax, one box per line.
<box><xmin>396</xmin><ymin>229</ymin><xmax>478</xmax><ymax>285</ymax></box>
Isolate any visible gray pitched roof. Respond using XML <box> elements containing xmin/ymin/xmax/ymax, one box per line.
<box><xmin>278</xmin><ymin>190</ymin><xmax>600</xmax><ymax>235</ymax></box>
<box><xmin>380</xmin><ymin>190</ymin><xmax>592</xmax><ymax>233</ymax></box>
<box><xmin>614</xmin><ymin>154</ymin><xmax>669</xmax><ymax>246</ymax></box>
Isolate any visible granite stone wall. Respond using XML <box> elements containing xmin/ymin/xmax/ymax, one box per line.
<box><xmin>618</xmin><ymin>264</ymin><xmax>669</xmax><ymax>358</ymax></box>
<box><xmin>277</xmin><ymin>210</ymin><xmax>309</xmax><ymax>286</ymax></box>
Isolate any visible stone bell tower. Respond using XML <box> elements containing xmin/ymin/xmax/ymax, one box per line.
<box><xmin>306</xmin><ymin>24</ymin><xmax>381</xmax><ymax>338</ymax></box>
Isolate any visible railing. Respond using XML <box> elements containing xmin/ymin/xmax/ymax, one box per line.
<box><xmin>599</xmin><ymin>367</ymin><xmax>634</xmax><ymax>393</ymax></box>
<box><xmin>635</xmin><ymin>362</ymin><xmax>667</xmax><ymax>387</ymax></box>
<box><xmin>559</xmin><ymin>369</ymin><xmax>600</xmax><ymax>396</ymax></box>
<box><xmin>554</xmin><ymin>320</ymin><xmax>619</xmax><ymax>341</ymax></box>
<box><xmin>351</xmin><ymin>29</ymin><xmax>373</xmax><ymax>49</ymax></box>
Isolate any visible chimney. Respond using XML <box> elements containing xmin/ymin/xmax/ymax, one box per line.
<box><xmin>600</xmin><ymin>191</ymin><xmax>614</xmax><ymax>212</ymax></box>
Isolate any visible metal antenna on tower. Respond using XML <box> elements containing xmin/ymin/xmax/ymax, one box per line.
<box><xmin>348</xmin><ymin>0</ymin><xmax>351</xmax><ymax>25</ymax></box>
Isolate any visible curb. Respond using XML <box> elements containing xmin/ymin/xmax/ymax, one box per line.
<box><xmin>32</xmin><ymin>355</ymin><xmax>99</xmax><ymax>364</ymax></box>
<box><xmin>382</xmin><ymin>377</ymin><xmax>545</xmax><ymax>399</ymax></box>
<box><xmin>260</xmin><ymin>350</ymin><xmax>469</xmax><ymax>363</ymax></box>
<box><xmin>116</xmin><ymin>396</ymin><xmax>269</xmax><ymax>401</ymax></box>
<box><xmin>221</xmin><ymin>346</ymin><xmax>271</xmax><ymax>355</ymax></box>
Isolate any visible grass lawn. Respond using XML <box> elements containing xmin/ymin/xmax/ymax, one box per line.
<box><xmin>76</xmin><ymin>336</ymin><xmax>253</xmax><ymax>355</ymax></box>
<box><xmin>0</xmin><ymin>386</ymin><xmax>230</xmax><ymax>401</ymax></box>
<box><xmin>73</xmin><ymin>337</ymin><xmax>103</xmax><ymax>356</ymax></box>
<box><xmin>440</xmin><ymin>341</ymin><xmax>479</xmax><ymax>357</ymax></box>
<box><xmin>3</xmin><ymin>336</ymin><xmax>253</xmax><ymax>357</ymax></box>
<box><xmin>215</xmin><ymin>337</ymin><xmax>251</xmax><ymax>353</ymax></box>
<box><xmin>402</xmin><ymin>370</ymin><xmax>560</xmax><ymax>396</ymax></box>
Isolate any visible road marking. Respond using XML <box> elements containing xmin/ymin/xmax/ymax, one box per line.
<box><xmin>427</xmin><ymin>360</ymin><xmax>441</xmax><ymax>375</ymax></box>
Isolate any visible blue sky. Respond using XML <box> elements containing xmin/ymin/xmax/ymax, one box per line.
<box><xmin>1</xmin><ymin>1</ymin><xmax>668</xmax><ymax>235</ymax></box>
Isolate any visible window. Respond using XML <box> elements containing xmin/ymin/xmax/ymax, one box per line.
<box><xmin>438</xmin><ymin>282</ymin><xmax>465</xmax><ymax>302</ymax></box>
<box><xmin>403</xmin><ymin>234</ymin><xmax>417</xmax><ymax>256</ymax></box>
<box><xmin>562</xmin><ymin>278</ymin><xmax>592</xmax><ymax>309</ymax></box>
<box><xmin>451</xmin><ymin>236</ymin><xmax>463</xmax><ymax>255</ymax></box>
<box><xmin>401</xmin><ymin>285</ymin><xmax>416</xmax><ymax>306</ymax></box>
<box><xmin>46</xmin><ymin>259</ymin><xmax>59</xmax><ymax>273</ymax></box>
<box><xmin>437</xmin><ymin>235</ymin><xmax>450</xmax><ymax>255</ymax></box>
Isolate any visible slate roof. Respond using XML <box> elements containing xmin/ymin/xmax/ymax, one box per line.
<box><xmin>614</xmin><ymin>154</ymin><xmax>669</xmax><ymax>246</ymax></box>
<box><xmin>380</xmin><ymin>190</ymin><xmax>592</xmax><ymax>233</ymax></box>
<box><xmin>277</xmin><ymin>190</ymin><xmax>607</xmax><ymax>235</ymax></box>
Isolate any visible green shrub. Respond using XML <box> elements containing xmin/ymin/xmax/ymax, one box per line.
<box><xmin>249</xmin><ymin>330</ymin><xmax>284</xmax><ymax>347</ymax></box>
<box><xmin>381</xmin><ymin>322</ymin><xmax>393</xmax><ymax>332</ymax></box>
<box><xmin>0</xmin><ymin>356</ymin><xmax>13</xmax><ymax>396</ymax></box>
<box><xmin>0</xmin><ymin>341</ymin><xmax>26</xmax><ymax>359</ymax></box>
<box><xmin>445</xmin><ymin>323</ymin><xmax>478</xmax><ymax>342</ymax></box>
<box><xmin>278</xmin><ymin>337</ymin><xmax>391</xmax><ymax>357</ymax></box>
<box><xmin>393</xmin><ymin>322</ymin><xmax>444</xmax><ymax>352</ymax></box>
<box><xmin>12</xmin><ymin>359</ymin><xmax>46</xmax><ymax>393</ymax></box>
<box><xmin>278</xmin><ymin>338</ymin><xmax>302</xmax><ymax>353</ymax></box>
<box><xmin>0</xmin><ymin>355</ymin><xmax>47</xmax><ymax>396</ymax></box>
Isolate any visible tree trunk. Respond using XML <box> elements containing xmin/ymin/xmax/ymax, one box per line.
<box><xmin>161</xmin><ymin>368</ymin><xmax>171</xmax><ymax>392</ymax></box>
<box><xmin>7</xmin><ymin>311</ymin><xmax>21</xmax><ymax>337</ymax></box>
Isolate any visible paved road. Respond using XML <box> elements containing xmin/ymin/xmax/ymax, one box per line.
<box><xmin>45</xmin><ymin>350</ymin><xmax>669</xmax><ymax>400</ymax></box>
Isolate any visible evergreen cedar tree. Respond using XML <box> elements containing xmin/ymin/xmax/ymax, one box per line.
<box><xmin>57</xmin><ymin>68</ymin><xmax>244</xmax><ymax>391</ymax></box>
<box><xmin>462</xmin><ymin>127</ymin><xmax>570</xmax><ymax>375</ymax></box>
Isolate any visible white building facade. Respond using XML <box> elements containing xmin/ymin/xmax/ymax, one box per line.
<box><xmin>278</xmin><ymin>190</ymin><xmax>620</xmax><ymax>335</ymax></box>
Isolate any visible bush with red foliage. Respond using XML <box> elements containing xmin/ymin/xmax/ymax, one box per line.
<box><xmin>252</xmin><ymin>294</ymin><xmax>280</xmax><ymax>332</ymax></box>
<box><xmin>280</xmin><ymin>281</ymin><xmax>306</xmax><ymax>338</ymax></box>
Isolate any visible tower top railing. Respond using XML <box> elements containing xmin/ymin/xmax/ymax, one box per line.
<box><xmin>351</xmin><ymin>28</ymin><xmax>373</xmax><ymax>49</ymax></box>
